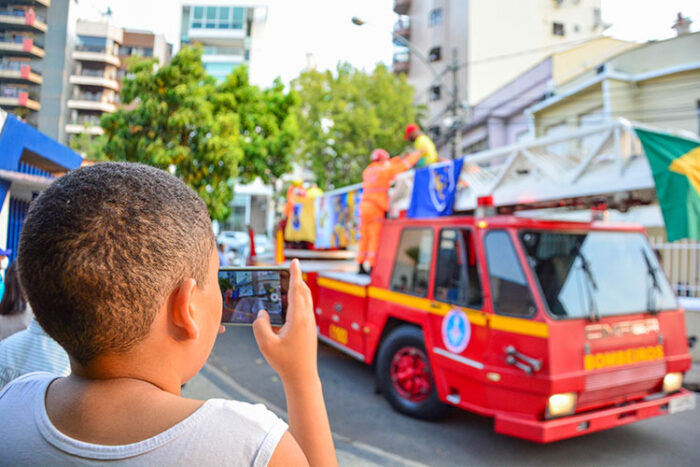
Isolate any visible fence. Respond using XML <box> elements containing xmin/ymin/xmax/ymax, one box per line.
<box><xmin>650</xmin><ymin>237</ymin><xmax>700</xmax><ymax>298</ymax></box>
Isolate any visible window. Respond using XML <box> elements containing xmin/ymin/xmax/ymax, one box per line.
<box><xmin>429</xmin><ymin>46</ymin><xmax>441</xmax><ymax>62</ymax></box>
<box><xmin>552</xmin><ymin>22</ymin><xmax>565</xmax><ymax>36</ymax></box>
<box><xmin>192</xmin><ymin>6</ymin><xmax>204</xmax><ymax>28</ymax></box>
<box><xmin>484</xmin><ymin>230</ymin><xmax>536</xmax><ymax>316</ymax></box>
<box><xmin>430</xmin><ymin>85</ymin><xmax>441</xmax><ymax>101</ymax></box>
<box><xmin>391</xmin><ymin>228</ymin><xmax>434</xmax><ymax>297</ymax></box>
<box><xmin>519</xmin><ymin>231</ymin><xmax>677</xmax><ymax>318</ymax></box>
<box><xmin>435</xmin><ymin>229</ymin><xmax>483</xmax><ymax>308</ymax></box>
<box><xmin>191</xmin><ymin>6</ymin><xmax>245</xmax><ymax>30</ymax></box>
<box><xmin>429</xmin><ymin>8</ymin><xmax>443</xmax><ymax>26</ymax></box>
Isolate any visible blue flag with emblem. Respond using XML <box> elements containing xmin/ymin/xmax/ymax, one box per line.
<box><xmin>407</xmin><ymin>158</ymin><xmax>464</xmax><ymax>218</ymax></box>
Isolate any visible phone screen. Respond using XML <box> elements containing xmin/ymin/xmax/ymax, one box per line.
<box><xmin>219</xmin><ymin>267</ymin><xmax>289</xmax><ymax>326</ymax></box>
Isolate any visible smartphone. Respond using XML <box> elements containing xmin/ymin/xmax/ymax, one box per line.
<box><xmin>219</xmin><ymin>266</ymin><xmax>289</xmax><ymax>326</ymax></box>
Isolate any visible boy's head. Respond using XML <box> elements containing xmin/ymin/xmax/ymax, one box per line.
<box><xmin>18</xmin><ymin>162</ymin><xmax>216</xmax><ymax>366</ymax></box>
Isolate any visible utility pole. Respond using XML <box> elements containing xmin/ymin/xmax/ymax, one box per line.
<box><xmin>449</xmin><ymin>48</ymin><xmax>459</xmax><ymax>160</ymax></box>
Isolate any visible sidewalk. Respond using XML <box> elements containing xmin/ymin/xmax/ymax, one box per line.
<box><xmin>182</xmin><ymin>363</ymin><xmax>425</xmax><ymax>467</ymax></box>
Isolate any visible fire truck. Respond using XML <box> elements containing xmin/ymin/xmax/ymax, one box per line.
<box><xmin>280</xmin><ymin>119</ymin><xmax>696</xmax><ymax>443</ymax></box>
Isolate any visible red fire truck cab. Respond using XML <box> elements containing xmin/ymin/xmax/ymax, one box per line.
<box><xmin>304</xmin><ymin>214</ymin><xmax>695</xmax><ymax>443</ymax></box>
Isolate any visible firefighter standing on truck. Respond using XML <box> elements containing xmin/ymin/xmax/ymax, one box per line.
<box><xmin>356</xmin><ymin>148</ymin><xmax>422</xmax><ymax>274</ymax></box>
<box><xmin>405</xmin><ymin>123</ymin><xmax>438</xmax><ymax>168</ymax></box>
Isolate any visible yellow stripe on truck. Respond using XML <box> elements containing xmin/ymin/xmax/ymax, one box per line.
<box><xmin>316</xmin><ymin>283</ymin><xmax>547</xmax><ymax>339</ymax></box>
<box><xmin>317</xmin><ymin>277</ymin><xmax>367</xmax><ymax>298</ymax></box>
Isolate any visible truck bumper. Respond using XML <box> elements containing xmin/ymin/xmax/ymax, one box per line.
<box><xmin>494</xmin><ymin>389</ymin><xmax>696</xmax><ymax>443</ymax></box>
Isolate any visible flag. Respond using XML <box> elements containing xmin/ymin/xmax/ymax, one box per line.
<box><xmin>635</xmin><ymin>128</ymin><xmax>700</xmax><ymax>241</ymax></box>
<box><xmin>407</xmin><ymin>158</ymin><xmax>464</xmax><ymax>218</ymax></box>
<box><xmin>285</xmin><ymin>196</ymin><xmax>316</xmax><ymax>242</ymax></box>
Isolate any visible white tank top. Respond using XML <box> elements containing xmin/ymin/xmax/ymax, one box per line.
<box><xmin>0</xmin><ymin>373</ymin><xmax>288</xmax><ymax>466</ymax></box>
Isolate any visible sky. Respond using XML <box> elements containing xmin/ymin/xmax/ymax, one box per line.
<box><xmin>76</xmin><ymin>0</ymin><xmax>700</xmax><ymax>87</ymax></box>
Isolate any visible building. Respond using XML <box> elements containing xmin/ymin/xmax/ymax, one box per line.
<box><xmin>65</xmin><ymin>21</ymin><xmax>172</xmax><ymax>142</ymax></box>
<box><xmin>118</xmin><ymin>29</ymin><xmax>172</xmax><ymax>80</ymax></box>
<box><xmin>0</xmin><ymin>0</ymin><xmax>76</xmax><ymax>142</ymax></box>
<box><xmin>460</xmin><ymin>37</ymin><xmax>637</xmax><ymax>154</ymax></box>
<box><xmin>527</xmin><ymin>31</ymin><xmax>700</xmax><ymax>139</ymax></box>
<box><xmin>179</xmin><ymin>1</ymin><xmax>268</xmax><ymax>82</ymax></box>
<box><xmin>65</xmin><ymin>20</ymin><xmax>122</xmax><ymax>140</ymax></box>
<box><xmin>0</xmin><ymin>108</ymin><xmax>82</xmax><ymax>262</ymax></box>
<box><xmin>391</xmin><ymin>0</ymin><xmax>607</xmax><ymax>147</ymax></box>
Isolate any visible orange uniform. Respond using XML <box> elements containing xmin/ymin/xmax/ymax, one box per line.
<box><xmin>356</xmin><ymin>151</ymin><xmax>422</xmax><ymax>267</ymax></box>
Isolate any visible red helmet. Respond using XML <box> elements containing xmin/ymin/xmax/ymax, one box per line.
<box><xmin>404</xmin><ymin>123</ymin><xmax>420</xmax><ymax>141</ymax></box>
<box><xmin>371</xmin><ymin>148</ymin><xmax>390</xmax><ymax>162</ymax></box>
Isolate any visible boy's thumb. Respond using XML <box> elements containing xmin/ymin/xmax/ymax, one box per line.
<box><xmin>253</xmin><ymin>309</ymin><xmax>275</xmax><ymax>345</ymax></box>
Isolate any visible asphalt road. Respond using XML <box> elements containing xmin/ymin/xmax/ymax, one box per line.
<box><xmin>207</xmin><ymin>326</ymin><xmax>700</xmax><ymax>467</ymax></box>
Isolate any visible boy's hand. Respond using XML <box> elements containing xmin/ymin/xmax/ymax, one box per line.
<box><xmin>253</xmin><ymin>259</ymin><xmax>317</xmax><ymax>385</ymax></box>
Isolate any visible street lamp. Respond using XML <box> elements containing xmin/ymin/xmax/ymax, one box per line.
<box><xmin>351</xmin><ymin>16</ymin><xmax>463</xmax><ymax>159</ymax></box>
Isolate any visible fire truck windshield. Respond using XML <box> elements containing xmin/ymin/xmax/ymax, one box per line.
<box><xmin>519</xmin><ymin>230</ymin><xmax>678</xmax><ymax>319</ymax></box>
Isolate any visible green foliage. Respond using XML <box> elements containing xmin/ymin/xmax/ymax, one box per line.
<box><xmin>292</xmin><ymin>63</ymin><xmax>420</xmax><ymax>189</ymax></box>
<box><xmin>213</xmin><ymin>66</ymin><xmax>299</xmax><ymax>185</ymax></box>
<box><xmin>100</xmin><ymin>47</ymin><xmax>299</xmax><ymax>222</ymax></box>
<box><xmin>69</xmin><ymin>126</ymin><xmax>108</xmax><ymax>162</ymax></box>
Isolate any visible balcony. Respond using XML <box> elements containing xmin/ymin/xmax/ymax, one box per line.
<box><xmin>0</xmin><ymin>61</ymin><xmax>42</xmax><ymax>84</ymax></box>
<box><xmin>0</xmin><ymin>86</ymin><xmax>40</xmax><ymax>111</ymax></box>
<box><xmin>0</xmin><ymin>36</ymin><xmax>44</xmax><ymax>58</ymax></box>
<box><xmin>72</xmin><ymin>47</ymin><xmax>120</xmax><ymax>67</ymax></box>
<box><xmin>65</xmin><ymin>122</ymin><xmax>104</xmax><ymax>136</ymax></box>
<box><xmin>393</xmin><ymin>17</ymin><xmax>410</xmax><ymax>40</ymax></box>
<box><xmin>12</xmin><ymin>1</ymin><xmax>50</xmax><ymax>7</ymax></box>
<box><xmin>392</xmin><ymin>50</ymin><xmax>410</xmax><ymax>74</ymax></box>
<box><xmin>393</xmin><ymin>0</ymin><xmax>411</xmax><ymax>15</ymax></box>
<box><xmin>70</xmin><ymin>72</ymin><xmax>119</xmax><ymax>91</ymax></box>
<box><xmin>67</xmin><ymin>94</ymin><xmax>117</xmax><ymax>113</ymax></box>
<box><xmin>0</xmin><ymin>9</ymin><xmax>48</xmax><ymax>33</ymax></box>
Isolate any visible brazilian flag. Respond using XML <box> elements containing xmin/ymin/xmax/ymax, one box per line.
<box><xmin>635</xmin><ymin>128</ymin><xmax>700</xmax><ymax>241</ymax></box>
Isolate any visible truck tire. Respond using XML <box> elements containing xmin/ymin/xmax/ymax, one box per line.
<box><xmin>376</xmin><ymin>325</ymin><xmax>448</xmax><ymax>420</ymax></box>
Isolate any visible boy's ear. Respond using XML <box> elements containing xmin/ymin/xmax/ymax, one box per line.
<box><xmin>170</xmin><ymin>278</ymin><xmax>200</xmax><ymax>340</ymax></box>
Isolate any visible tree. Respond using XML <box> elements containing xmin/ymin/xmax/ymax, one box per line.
<box><xmin>69</xmin><ymin>125</ymin><xmax>108</xmax><ymax>162</ymax></box>
<box><xmin>292</xmin><ymin>63</ymin><xmax>420</xmax><ymax>189</ymax></box>
<box><xmin>212</xmin><ymin>66</ymin><xmax>299</xmax><ymax>215</ymax></box>
<box><xmin>101</xmin><ymin>47</ymin><xmax>242</xmax><ymax>221</ymax></box>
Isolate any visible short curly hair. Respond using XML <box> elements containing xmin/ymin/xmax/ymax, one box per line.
<box><xmin>17</xmin><ymin>162</ymin><xmax>215</xmax><ymax>365</ymax></box>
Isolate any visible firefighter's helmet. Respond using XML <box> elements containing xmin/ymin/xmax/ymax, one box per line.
<box><xmin>371</xmin><ymin>149</ymin><xmax>390</xmax><ymax>162</ymax></box>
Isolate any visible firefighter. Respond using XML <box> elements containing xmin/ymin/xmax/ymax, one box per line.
<box><xmin>405</xmin><ymin>123</ymin><xmax>438</xmax><ymax>168</ymax></box>
<box><xmin>356</xmin><ymin>148</ymin><xmax>422</xmax><ymax>274</ymax></box>
<box><xmin>284</xmin><ymin>179</ymin><xmax>306</xmax><ymax>218</ymax></box>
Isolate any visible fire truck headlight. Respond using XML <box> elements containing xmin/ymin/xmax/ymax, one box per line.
<box><xmin>663</xmin><ymin>373</ymin><xmax>683</xmax><ymax>393</ymax></box>
<box><xmin>546</xmin><ymin>393</ymin><xmax>577</xmax><ymax>419</ymax></box>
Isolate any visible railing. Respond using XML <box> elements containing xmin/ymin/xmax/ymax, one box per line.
<box><xmin>0</xmin><ymin>9</ymin><xmax>46</xmax><ymax>23</ymax></box>
<box><xmin>0</xmin><ymin>35</ymin><xmax>43</xmax><ymax>48</ymax></box>
<box><xmin>0</xmin><ymin>86</ymin><xmax>37</xmax><ymax>100</ymax></box>
<box><xmin>74</xmin><ymin>45</ymin><xmax>109</xmax><ymax>54</ymax></box>
<box><xmin>650</xmin><ymin>237</ymin><xmax>700</xmax><ymax>298</ymax></box>
<box><xmin>393</xmin><ymin>17</ymin><xmax>410</xmax><ymax>31</ymax></box>
<box><xmin>71</xmin><ymin>116</ymin><xmax>101</xmax><ymax>126</ymax></box>
<box><xmin>0</xmin><ymin>61</ymin><xmax>38</xmax><ymax>73</ymax></box>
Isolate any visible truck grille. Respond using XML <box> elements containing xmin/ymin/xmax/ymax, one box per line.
<box><xmin>579</xmin><ymin>361</ymin><xmax>665</xmax><ymax>406</ymax></box>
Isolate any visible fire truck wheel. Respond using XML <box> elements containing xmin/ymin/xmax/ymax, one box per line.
<box><xmin>376</xmin><ymin>325</ymin><xmax>448</xmax><ymax>420</ymax></box>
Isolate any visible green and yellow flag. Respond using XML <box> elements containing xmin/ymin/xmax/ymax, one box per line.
<box><xmin>635</xmin><ymin>128</ymin><xmax>700</xmax><ymax>241</ymax></box>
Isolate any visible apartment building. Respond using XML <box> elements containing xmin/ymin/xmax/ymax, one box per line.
<box><xmin>65</xmin><ymin>20</ymin><xmax>122</xmax><ymax>140</ymax></box>
<box><xmin>392</xmin><ymin>0</ymin><xmax>607</xmax><ymax>148</ymax></box>
<box><xmin>65</xmin><ymin>21</ymin><xmax>172</xmax><ymax>142</ymax></box>
<box><xmin>0</xmin><ymin>0</ymin><xmax>75</xmax><ymax>141</ymax></box>
<box><xmin>118</xmin><ymin>29</ymin><xmax>172</xmax><ymax>79</ymax></box>
<box><xmin>179</xmin><ymin>2</ymin><xmax>268</xmax><ymax>82</ymax></box>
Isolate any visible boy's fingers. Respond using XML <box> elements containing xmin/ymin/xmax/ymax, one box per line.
<box><xmin>253</xmin><ymin>310</ymin><xmax>278</xmax><ymax>348</ymax></box>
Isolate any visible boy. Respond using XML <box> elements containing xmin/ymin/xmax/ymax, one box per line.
<box><xmin>0</xmin><ymin>163</ymin><xmax>336</xmax><ymax>466</ymax></box>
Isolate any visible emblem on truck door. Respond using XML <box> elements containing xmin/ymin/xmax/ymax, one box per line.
<box><xmin>585</xmin><ymin>319</ymin><xmax>659</xmax><ymax>340</ymax></box>
<box><xmin>442</xmin><ymin>309</ymin><xmax>471</xmax><ymax>354</ymax></box>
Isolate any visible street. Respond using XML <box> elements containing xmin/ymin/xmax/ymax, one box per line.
<box><xmin>195</xmin><ymin>326</ymin><xmax>700</xmax><ymax>467</ymax></box>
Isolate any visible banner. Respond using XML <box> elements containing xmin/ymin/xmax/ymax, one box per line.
<box><xmin>313</xmin><ymin>189</ymin><xmax>362</xmax><ymax>249</ymax></box>
<box><xmin>285</xmin><ymin>196</ymin><xmax>316</xmax><ymax>242</ymax></box>
<box><xmin>407</xmin><ymin>159</ymin><xmax>464</xmax><ymax>218</ymax></box>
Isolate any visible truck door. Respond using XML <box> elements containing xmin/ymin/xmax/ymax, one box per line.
<box><xmin>428</xmin><ymin>228</ymin><xmax>488</xmax><ymax>403</ymax></box>
<box><xmin>482</xmin><ymin>230</ymin><xmax>549</xmax><ymax>412</ymax></box>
